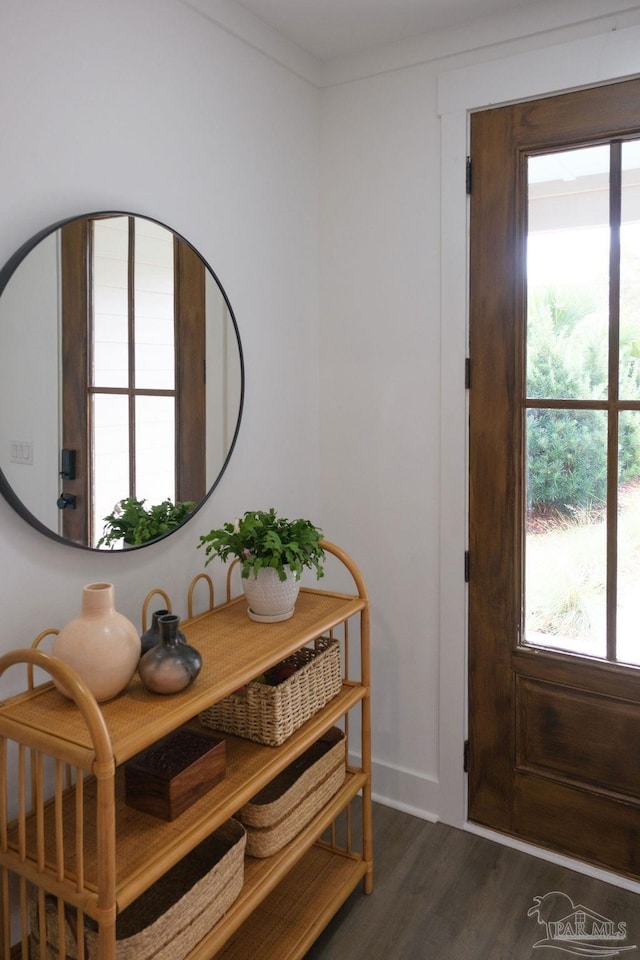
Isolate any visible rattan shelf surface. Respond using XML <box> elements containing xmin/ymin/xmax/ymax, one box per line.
<box><xmin>184</xmin><ymin>774</ymin><xmax>368</xmax><ymax>960</ymax></box>
<box><xmin>214</xmin><ymin>845</ymin><xmax>367</xmax><ymax>960</ymax></box>
<box><xmin>5</xmin><ymin>685</ymin><xmax>366</xmax><ymax>910</ymax></box>
<box><xmin>0</xmin><ymin>588</ymin><xmax>365</xmax><ymax>767</ymax></box>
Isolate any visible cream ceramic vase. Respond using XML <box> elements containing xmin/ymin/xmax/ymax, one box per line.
<box><xmin>52</xmin><ymin>582</ymin><xmax>141</xmax><ymax>702</ymax></box>
<box><xmin>242</xmin><ymin>567</ymin><xmax>301</xmax><ymax>622</ymax></box>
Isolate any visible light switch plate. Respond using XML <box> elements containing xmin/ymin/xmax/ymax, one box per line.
<box><xmin>10</xmin><ymin>440</ymin><xmax>33</xmax><ymax>465</ymax></box>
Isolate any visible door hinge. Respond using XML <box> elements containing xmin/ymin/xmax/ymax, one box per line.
<box><xmin>465</xmin><ymin>357</ymin><xmax>471</xmax><ymax>389</ymax></box>
<box><xmin>466</xmin><ymin>157</ymin><xmax>473</xmax><ymax>195</ymax></box>
<box><xmin>464</xmin><ymin>739</ymin><xmax>470</xmax><ymax>772</ymax></box>
<box><xmin>464</xmin><ymin>550</ymin><xmax>470</xmax><ymax>582</ymax></box>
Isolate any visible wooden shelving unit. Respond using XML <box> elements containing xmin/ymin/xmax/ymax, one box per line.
<box><xmin>0</xmin><ymin>542</ymin><xmax>372</xmax><ymax>960</ymax></box>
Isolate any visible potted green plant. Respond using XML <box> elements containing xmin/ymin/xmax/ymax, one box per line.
<box><xmin>98</xmin><ymin>497</ymin><xmax>196</xmax><ymax>548</ymax></box>
<box><xmin>198</xmin><ymin>508</ymin><xmax>325</xmax><ymax>621</ymax></box>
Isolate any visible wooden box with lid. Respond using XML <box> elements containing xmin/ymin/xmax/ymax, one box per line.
<box><xmin>125</xmin><ymin>725</ymin><xmax>226</xmax><ymax>821</ymax></box>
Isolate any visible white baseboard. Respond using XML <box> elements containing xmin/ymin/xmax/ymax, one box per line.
<box><xmin>354</xmin><ymin>753</ymin><xmax>440</xmax><ymax>822</ymax></box>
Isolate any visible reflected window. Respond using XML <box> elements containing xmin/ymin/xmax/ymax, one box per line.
<box><xmin>61</xmin><ymin>215</ymin><xmax>206</xmax><ymax>547</ymax></box>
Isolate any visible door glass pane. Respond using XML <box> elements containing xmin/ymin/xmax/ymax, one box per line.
<box><xmin>134</xmin><ymin>218</ymin><xmax>175</xmax><ymax>390</ymax></box>
<box><xmin>527</xmin><ymin>146</ymin><xmax>610</xmax><ymax>401</ymax></box>
<box><xmin>92</xmin><ymin>394</ymin><xmax>130</xmax><ymax>548</ymax></box>
<box><xmin>617</xmin><ymin>410</ymin><xmax>640</xmax><ymax>665</ymax></box>
<box><xmin>620</xmin><ymin>139</ymin><xmax>640</xmax><ymax>401</ymax></box>
<box><xmin>92</xmin><ymin>217</ymin><xmax>129</xmax><ymax>388</ymax></box>
<box><xmin>135</xmin><ymin>396</ymin><xmax>175</xmax><ymax>505</ymax></box>
<box><xmin>525</xmin><ymin>144</ymin><xmax>612</xmax><ymax>659</ymax></box>
<box><xmin>524</xmin><ymin>408</ymin><xmax>607</xmax><ymax>658</ymax></box>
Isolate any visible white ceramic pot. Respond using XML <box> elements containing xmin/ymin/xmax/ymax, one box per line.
<box><xmin>242</xmin><ymin>567</ymin><xmax>301</xmax><ymax>622</ymax></box>
<box><xmin>52</xmin><ymin>582</ymin><xmax>141</xmax><ymax>701</ymax></box>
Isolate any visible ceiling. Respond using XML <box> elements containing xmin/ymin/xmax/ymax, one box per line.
<box><xmin>232</xmin><ymin>0</ymin><xmax>534</xmax><ymax>61</ymax></box>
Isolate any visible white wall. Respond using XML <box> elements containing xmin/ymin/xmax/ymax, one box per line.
<box><xmin>318</xmin><ymin>1</ymin><xmax>640</xmax><ymax>832</ymax></box>
<box><xmin>319</xmin><ymin>66</ymin><xmax>442</xmax><ymax>815</ymax></box>
<box><xmin>0</xmin><ymin>233</ymin><xmax>59</xmax><ymax>532</ymax></box>
<box><xmin>3</xmin><ymin>0</ymin><xmax>640</xmax><ymax>858</ymax></box>
<box><xmin>0</xmin><ymin>0</ymin><xmax>320</xmax><ymax>695</ymax></box>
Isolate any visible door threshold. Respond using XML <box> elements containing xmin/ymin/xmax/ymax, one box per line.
<box><xmin>465</xmin><ymin>820</ymin><xmax>640</xmax><ymax>895</ymax></box>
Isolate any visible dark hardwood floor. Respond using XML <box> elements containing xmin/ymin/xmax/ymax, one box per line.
<box><xmin>306</xmin><ymin>801</ymin><xmax>640</xmax><ymax>959</ymax></box>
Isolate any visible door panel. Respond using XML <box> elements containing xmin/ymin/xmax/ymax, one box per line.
<box><xmin>514</xmin><ymin>777</ymin><xmax>640</xmax><ymax>876</ymax></box>
<box><xmin>515</xmin><ymin>677</ymin><xmax>640</xmax><ymax>798</ymax></box>
<box><xmin>468</xmin><ymin>77</ymin><xmax>640</xmax><ymax>879</ymax></box>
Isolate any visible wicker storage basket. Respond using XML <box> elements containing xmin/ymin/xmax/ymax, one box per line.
<box><xmin>28</xmin><ymin>819</ymin><xmax>246</xmax><ymax>960</ymax></box>
<box><xmin>199</xmin><ymin>638</ymin><xmax>342</xmax><ymax>747</ymax></box>
<box><xmin>239</xmin><ymin>727</ymin><xmax>346</xmax><ymax>857</ymax></box>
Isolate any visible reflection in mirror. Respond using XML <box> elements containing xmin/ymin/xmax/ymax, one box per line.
<box><xmin>0</xmin><ymin>212</ymin><xmax>244</xmax><ymax>550</ymax></box>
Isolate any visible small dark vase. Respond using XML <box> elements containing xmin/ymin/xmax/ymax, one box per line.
<box><xmin>140</xmin><ymin>608</ymin><xmax>187</xmax><ymax>654</ymax></box>
<box><xmin>137</xmin><ymin>614</ymin><xmax>202</xmax><ymax>694</ymax></box>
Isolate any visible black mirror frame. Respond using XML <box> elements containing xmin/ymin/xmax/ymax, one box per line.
<box><xmin>0</xmin><ymin>211</ymin><xmax>245</xmax><ymax>552</ymax></box>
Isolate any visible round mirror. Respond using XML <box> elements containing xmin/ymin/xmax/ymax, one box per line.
<box><xmin>0</xmin><ymin>212</ymin><xmax>244</xmax><ymax>551</ymax></box>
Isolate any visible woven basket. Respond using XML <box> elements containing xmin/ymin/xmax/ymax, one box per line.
<box><xmin>239</xmin><ymin>727</ymin><xmax>346</xmax><ymax>857</ymax></box>
<box><xmin>29</xmin><ymin>819</ymin><xmax>245</xmax><ymax>960</ymax></box>
<box><xmin>199</xmin><ymin>638</ymin><xmax>342</xmax><ymax>747</ymax></box>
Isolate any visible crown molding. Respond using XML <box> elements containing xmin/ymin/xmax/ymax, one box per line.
<box><xmin>321</xmin><ymin>0</ymin><xmax>640</xmax><ymax>87</ymax></box>
<box><xmin>178</xmin><ymin>0</ymin><xmax>323</xmax><ymax>85</ymax></box>
<box><xmin>178</xmin><ymin>0</ymin><xmax>640</xmax><ymax>90</ymax></box>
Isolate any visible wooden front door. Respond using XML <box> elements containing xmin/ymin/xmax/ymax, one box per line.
<box><xmin>468</xmin><ymin>78</ymin><xmax>640</xmax><ymax>879</ymax></box>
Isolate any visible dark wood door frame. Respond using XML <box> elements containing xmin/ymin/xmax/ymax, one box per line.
<box><xmin>468</xmin><ymin>78</ymin><xmax>640</xmax><ymax>879</ymax></box>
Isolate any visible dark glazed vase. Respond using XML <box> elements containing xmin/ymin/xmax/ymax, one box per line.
<box><xmin>140</xmin><ymin>608</ymin><xmax>187</xmax><ymax>654</ymax></box>
<box><xmin>137</xmin><ymin>614</ymin><xmax>202</xmax><ymax>694</ymax></box>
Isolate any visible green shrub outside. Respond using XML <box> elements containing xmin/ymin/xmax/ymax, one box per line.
<box><xmin>527</xmin><ymin>286</ymin><xmax>640</xmax><ymax>514</ymax></box>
